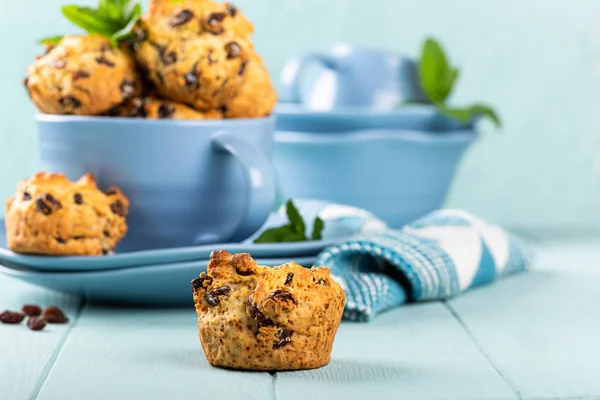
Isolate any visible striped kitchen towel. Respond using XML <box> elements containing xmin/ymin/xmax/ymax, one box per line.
<box><xmin>315</xmin><ymin>209</ymin><xmax>533</xmax><ymax>322</ymax></box>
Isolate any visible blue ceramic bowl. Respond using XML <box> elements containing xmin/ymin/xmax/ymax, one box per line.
<box><xmin>273</xmin><ymin>107</ymin><xmax>476</xmax><ymax>228</ymax></box>
<box><xmin>36</xmin><ymin>115</ymin><xmax>276</xmax><ymax>252</ymax></box>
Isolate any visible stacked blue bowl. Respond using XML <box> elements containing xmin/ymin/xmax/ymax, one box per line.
<box><xmin>273</xmin><ymin>44</ymin><xmax>476</xmax><ymax>229</ymax></box>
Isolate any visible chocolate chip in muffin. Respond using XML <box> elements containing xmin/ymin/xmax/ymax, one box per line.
<box><xmin>0</xmin><ymin>310</ymin><xmax>25</xmax><ymax>324</ymax></box>
<box><xmin>133</xmin><ymin>26</ymin><xmax>147</xmax><ymax>43</ymax></box>
<box><xmin>238</xmin><ymin>60</ymin><xmax>248</xmax><ymax>76</ymax></box>
<box><xmin>207</xmin><ymin>49</ymin><xmax>217</xmax><ymax>65</ymax></box>
<box><xmin>233</xmin><ymin>253</ymin><xmax>255</xmax><ymax>276</ymax></box>
<box><xmin>27</xmin><ymin>316</ymin><xmax>47</xmax><ymax>331</ymax></box>
<box><xmin>284</xmin><ymin>273</ymin><xmax>294</xmax><ymax>285</ymax></box>
<box><xmin>95</xmin><ymin>56</ymin><xmax>115</xmax><ymax>67</ymax></box>
<box><xmin>36</xmin><ymin>193</ymin><xmax>62</xmax><ymax>216</ymax></box>
<box><xmin>225</xmin><ymin>41</ymin><xmax>242</xmax><ymax>59</ymax></box>
<box><xmin>247</xmin><ymin>301</ymin><xmax>274</xmax><ymax>328</ymax></box>
<box><xmin>205</xmin><ymin>12</ymin><xmax>227</xmax><ymax>34</ymax></box>
<box><xmin>73</xmin><ymin>193</ymin><xmax>83</xmax><ymax>205</ymax></box>
<box><xmin>22</xmin><ymin>304</ymin><xmax>42</xmax><ymax>317</ymax></box>
<box><xmin>192</xmin><ymin>273</ymin><xmax>213</xmax><ymax>291</ymax></box>
<box><xmin>315</xmin><ymin>278</ymin><xmax>329</xmax><ymax>286</ymax></box>
<box><xmin>268</xmin><ymin>289</ymin><xmax>297</xmax><ymax>304</ymax></box>
<box><xmin>72</xmin><ymin>71</ymin><xmax>90</xmax><ymax>80</ymax></box>
<box><xmin>56</xmin><ymin>237</ymin><xmax>67</xmax><ymax>244</ymax></box>
<box><xmin>273</xmin><ymin>329</ymin><xmax>293</xmax><ymax>349</ymax></box>
<box><xmin>130</xmin><ymin>97</ymin><xmax>148</xmax><ymax>118</ymax></box>
<box><xmin>155</xmin><ymin>71</ymin><xmax>165</xmax><ymax>86</ymax></box>
<box><xmin>120</xmin><ymin>79</ymin><xmax>136</xmax><ymax>99</ymax></box>
<box><xmin>158</xmin><ymin>103</ymin><xmax>175</xmax><ymax>119</ymax></box>
<box><xmin>169</xmin><ymin>9</ymin><xmax>194</xmax><ymax>27</ymax></box>
<box><xmin>110</xmin><ymin>200</ymin><xmax>125</xmax><ymax>216</ymax></box>
<box><xmin>103</xmin><ymin>230</ymin><xmax>111</xmax><ymax>238</ymax></box>
<box><xmin>104</xmin><ymin>187</ymin><xmax>119</xmax><ymax>196</ymax></box>
<box><xmin>60</xmin><ymin>96</ymin><xmax>81</xmax><ymax>110</ymax></box>
<box><xmin>23</xmin><ymin>191</ymin><xmax>31</xmax><ymax>201</ymax></box>
<box><xmin>184</xmin><ymin>63</ymin><xmax>200</xmax><ymax>89</ymax></box>
<box><xmin>204</xmin><ymin>285</ymin><xmax>231</xmax><ymax>306</ymax></box>
<box><xmin>50</xmin><ymin>59</ymin><xmax>67</xmax><ymax>69</ymax></box>
<box><xmin>43</xmin><ymin>306</ymin><xmax>69</xmax><ymax>323</ymax></box>
<box><xmin>225</xmin><ymin>3</ymin><xmax>238</xmax><ymax>17</ymax></box>
<box><xmin>158</xmin><ymin>46</ymin><xmax>177</xmax><ymax>65</ymax></box>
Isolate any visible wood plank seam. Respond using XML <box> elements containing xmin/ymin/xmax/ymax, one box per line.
<box><xmin>443</xmin><ymin>301</ymin><xmax>524</xmax><ymax>400</ymax></box>
<box><xmin>30</xmin><ymin>299</ymin><xmax>86</xmax><ymax>400</ymax></box>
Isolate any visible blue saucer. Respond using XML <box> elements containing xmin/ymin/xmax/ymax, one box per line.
<box><xmin>0</xmin><ymin>199</ymin><xmax>386</xmax><ymax>272</ymax></box>
<box><xmin>0</xmin><ymin>256</ymin><xmax>317</xmax><ymax>306</ymax></box>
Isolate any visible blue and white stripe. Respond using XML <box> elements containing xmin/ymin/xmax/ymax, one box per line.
<box><xmin>316</xmin><ymin>209</ymin><xmax>532</xmax><ymax>322</ymax></box>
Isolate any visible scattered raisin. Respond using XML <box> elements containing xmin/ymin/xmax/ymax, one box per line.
<box><xmin>120</xmin><ymin>79</ymin><xmax>136</xmax><ymax>99</ymax></box>
<box><xmin>226</xmin><ymin>3</ymin><xmax>238</xmax><ymax>17</ymax></box>
<box><xmin>0</xmin><ymin>310</ymin><xmax>25</xmax><ymax>324</ymax></box>
<box><xmin>23</xmin><ymin>191</ymin><xmax>31</xmax><ymax>201</ymax></box>
<box><xmin>205</xmin><ymin>12</ymin><xmax>226</xmax><ymax>34</ymax></box>
<box><xmin>169</xmin><ymin>9</ymin><xmax>194</xmax><ymax>27</ymax></box>
<box><xmin>110</xmin><ymin>200</ymin><xmax>125</xmax><ymax>216</ymax></box>
<box><xmin>36</xmin><ymin>193</ymin><xmax>61</xmax><ymax>216</ymax></box>
<box><xmin>133</xmin><ymin>27</ymin><xmax>147</xmax><ymax>43</ymax></box>
<box><xmin>204</xmin><ymin>286</ymin><xmax>231</xmax><ymax>306</ymax></box>
<box><xmin>36</xmin><ymin>198</ymin><xmax>52</xmax><ymax>215</ymax></box>
<box><xmin>158</xmin><ymin>103</ymin><xmax>175</xmax><ymax>119</ymax></box>
<box><xmin>27</xmin><ymin>317</ymin><xmax>47</xmax><ymax>331</ymax></box>
<box><xmin>130</xmin><ymin>97</ymin><xmax>147</xmax><ymax>118</ymax></box>
<box><xmin>238</xmin><ymin>60</ymin><xmax>248</xmax><ymax>76</ymax></box>
<box><xmin>158</xmin><ymin>46</ymin><xmax>177</xmax><ymax>65</ymax></box>
<box><xmin>191</xmin><ymin>273</ymin><xmax>213</xmax><ymax>291</ymax></box>
<box><xmin>207</xmin><ymin>49</ymin><xmax>217</xmax><ymax>65</ymax></box>
<box><xmin>46</xmin><ymin>194</ymin><xmax>61</xmax><ymax>208</ymax></box>
<box><xmin>56</xmin><ymin>237</ymin><xmax>66</xmax><ymax>244</ymax></box>
<box><xmin>104</xmin><ymin>187</ymin><xmax>118</xmax><ymax>196</ymax></box>
<box><xmin>103</xmin><ymin>231</ymin><xmax>111</xmax><ymax>238</ymax></box>
<box><xmin>273</xmin><ymin>329</ymin><xmax>293</xmax><ymax>349</ymax></box>
<box><xmin>73</xmin><ymin>236</ymin><xmax>84</xmax><ymax>240</ymax></box>
<box><xmin>225</xmin><ymin>41</ymin><xmax>242</xmax><ymax>59</ymax></box>
<box><xmin>42</xmin><ymin>306</ymin><xmax>69</xmax><ymax>324</ymax></box>
<box><xmin>284</xmin><ymin>273</ymin><xmax>294</xmax><ymax>285</ymax></box>
<box><xmin>60</xmin><ymin>96</ymin><xmax>81</xmax><ymax>110</ymax></box>
<box><xmin>22</xmin><ymin>305</ymin><xmax>42</xmax><ymax>317</ymax></box>
<box><xmin>72</xmin><ymin>71</ymin><xmax>90</xmax><ymax>80</ymax></box>
<box><xmin>268</xmin><ymin>289</ymin><xmax>297</xmax><ymax>304</ymax></box>
<box><xmin>73</xmin><ymin>193</ymin><xmax>83</xmax><ymax>205</ymax></box>
<box><xmin>219</xmin><ymin>105</ymin><xmax>229</xmax><ymax>115</ymax></box>
<box><xmin>247</xmin><ymin>301</ymin><xmax>274</xmax><ymax>327</ymax></box>
<box><xmin>185</xmin><ymin>64</ymin><xmax>199</xmax><ymax>89</ymax></box>
<box><xmin>50</xmin><ymin>59</ymin><xmax>67</xmax><ymax>69</ymax></box>
<box><xmin>235</xmin><ymin>268</ymin><xmax>254</xmax><ymax>276</ymax></box>
<box><xmin>316</xmin><ymin>279</ymin><xmax>328</xmax><ymax>286</ymax></box>
<box><xmin>95</xmin><ymin>56</ymin><xmax>115</xmax><ymax>67</ymax></box>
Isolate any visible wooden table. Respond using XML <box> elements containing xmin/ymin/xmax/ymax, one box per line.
<box><xmin>2</xmin><ymin>236</ymin><xmax>599</xmax><ymax>400</ymax></box>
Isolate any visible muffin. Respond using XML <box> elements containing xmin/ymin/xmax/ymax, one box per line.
<box><xmin>192</xmin><ymin>250</ymin><xmax>346</xmax><ymax>371</ymax></box>
<box><xmin>5</xmin><ymin>172</ymin><xmax>129</xmax><ymax>256</ymax></box>
<box><xmin>221</xmin><ymin>54</ymin><xmax>277</xmax><ymax>119</ymax></box>
<box><xmin>108</xmin><ymin>96</ymin><xmax>223</xmax><ymax>119</ymax></box>
<box><xmin>134</xmin><ymin>0</ymin><xmax>264</xmax><ymax>112</ymax></box>
<box><xmin>25</xmin><ymin>35</ymin><xmax>141</xmax><ymax>115</ymax></box>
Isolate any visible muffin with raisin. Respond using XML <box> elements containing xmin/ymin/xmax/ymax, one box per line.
<box><xmin>25</xmin><ymin>35</ymin><xmax>141</xmax><ymax>116</ymax></box>
<box><xmin>192</xmin><ymin>250</ymin><xmax>346</xmax><ymax>371</ymax></box>
<box><xmin>5</xmin><ymin>172</ymin><xmax>129</xmax><ymax>256</ymax></box>
<box><xmin>108</xmin><ymin>96</ymin><xmax>223</xmax><ymax>119</ymax></box>
<box><xmin>133</xmin><ymin>0</ymin><xmax>255</xmax><ymax>111</ymax></box>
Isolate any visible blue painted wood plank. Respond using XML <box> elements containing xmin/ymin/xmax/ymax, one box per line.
<box><xmin>0</xmin><ymin>275</ymin><xmax>81</xmax><ymax>400</ymax></box>
<box><xmin>36</xmin><ymin>306</ymin><xmax>274</xmax><ymax>400</ymax></box>
<box><xmin>448</xmin><ymin>240</ymin><xmax>600</xmax><ymax>400</ymax></box>
<box><xmin>275</xmin><ymin>303</ymin><xmax>517</xmax><ymax>400</ymax></box>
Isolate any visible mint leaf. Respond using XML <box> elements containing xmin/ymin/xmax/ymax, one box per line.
<box><xmin>286</xmin><ymin>200</ymin><xmax>306</xmax><ymax>238</ymax></box>
<box><xmin>98</xmin><ymin>0</ymin><xmax>123</xmax><ymax>22</ymax></box>
<box><xmin>419</xmin><ymin>38</ymin><xmax>459</xmax><ymax>104</ymax></box>
<box><xmin>440</xmin><ymin>104</ymin><xmax>502</xmax><ymax>128</ymax></box>
<box><xmin>61</xmin><ymin>5</ymin><xmax>118</xmax><ymax>36</ymax></box>
<box><xmin>110</xmin><ymin>3</ymin><xmax>141</xmax><ymax>43</ymax></box>
<box><xmin>311</xmin><ymin>217</ymin><xmax>324</xmax><ymax>240</ymax></box>
<box><xmin>38</xmin><ymin>36</ymin><xmax>64</xmax><ymax>45</ymax></box>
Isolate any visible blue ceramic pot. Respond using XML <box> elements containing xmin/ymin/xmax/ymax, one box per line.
<box><xmin>36</xmin><ymin>115</ymin><xmax>276</xmax><ymax>251</ymax></box>
<box><xmin>273</xmin><ymin>108</ymin><xmax>476</xmax><ymax>228</ymax></box>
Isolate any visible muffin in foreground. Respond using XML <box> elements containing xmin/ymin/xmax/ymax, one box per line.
<box><xmin>192</xmin><ymin>250</ymin><xmax>346</xmax><ymax>371</ymax></box>
<box><xmin>25</xmin><ymin>35</ymin><xmax>140</xmax><ymax>115</ymax></box>
<box><xmin>5</xmin><ymin>172</ymin><xmax>129</xmax><ymax>256</ymax></box>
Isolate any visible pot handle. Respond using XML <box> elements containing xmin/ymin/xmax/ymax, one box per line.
<box><xmin>279</xmin><ymin>53</ymin><xmax>342</xmax><ymax>104</ymax></box>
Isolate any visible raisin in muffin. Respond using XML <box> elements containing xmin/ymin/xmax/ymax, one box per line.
<box><xmin>5</xmin><ymin>172</ymin><xmax>129</xmax><ymax>256</ymax></box>
<box><xmin>25</xmin><ymin>35</ymin><xmax>141</xmax><ymax>115</ymax></box>
<box><xmin>108</xmin><ymin>96</ymin><xmax>223</xmax><ymax>119</ymax></box>
<box><xmin>222</xmin><ymin>54</ymin><xmax>277</xmax><ymax>119</ymax></box>
<box><xmin>133</xmin><ymin>0</ymin><xmax>257</xmax><ymax>111</ymax></box>
<box><xmin>192</xmin><ymin>250</ymin><xmax>346</xmax><ymax>371</ymax></box>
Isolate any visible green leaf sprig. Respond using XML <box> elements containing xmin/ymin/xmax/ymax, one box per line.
<box><xmin>39</xmin><ymin>0</ymin><xmax>142</xmax><ymax>47</ymax></box>
<box><xmin>418</xmin><ymin>37</ymin><xmax>501</xmax><ymax>128</ymax></box>
<box><xmin>254</xmin><ymin>201</ymin><xmax>325</xmax><ymax>244</ymax></box>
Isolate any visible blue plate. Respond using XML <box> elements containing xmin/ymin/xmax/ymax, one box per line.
<box><xmin>0</xmin><ymin>256</ymin><xmax>317</xmax><ymax>306</ymax></box>
<box><xmin>0</xmin><ymin>200</ymin><xmax>386</xmax><ymax>272</ymax></box>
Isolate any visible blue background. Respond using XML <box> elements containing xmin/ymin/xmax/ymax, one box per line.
<box><xmin>1</xmin><ymin>0</ymin><xmax>599</xmax><ymax>232</ymax></box>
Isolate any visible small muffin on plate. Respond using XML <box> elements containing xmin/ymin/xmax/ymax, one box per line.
<box><xmin>108</xmin><ymin>96</ymin><xmax>223</xmax><ymax>119</ymax></box>
<box><xmin>133</xmin><ymin>0</ymin><xmax>256</xmax><ymax>111</ymax></box>
<box><xmin>192</xmin><ymin>250</ymin><xmax>346</xmax><ymax>371</ymax></box>
<box><xmin>5</xmin><ymin>172</ymin><xmax>129</xmax><ymax>256</ymax></box>
<box><xmin>25</xmin><ymin>35</ymin><xmax>141</xmax><ymax>115</ymax></box>
<box><xmin>221</xmin><ymin>54</ymin><xmax>277</xmax><ymax>119</ymax></box>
